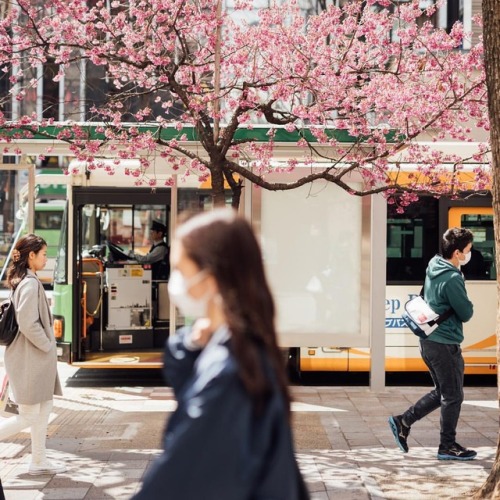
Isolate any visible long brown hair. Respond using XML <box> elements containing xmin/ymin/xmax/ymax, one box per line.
<box><xmin>6</xmin><ymin>234</ymin><xmax>47</xmax><ymax>290</ymax></box>
<box><xmin>176</xmin><ymin>209</ymin><xmax>291</xmax><ymax>415</ymax></box>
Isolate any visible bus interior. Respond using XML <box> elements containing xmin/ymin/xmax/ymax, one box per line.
<box><xmin>54</xmin><ymin>186</ymin><xmax>225</xmax><ymax>367</ymax></box>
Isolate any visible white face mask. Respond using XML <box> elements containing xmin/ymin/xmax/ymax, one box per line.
<box><xmin>168</xmin><ymin>269</ymin><xmax>211</xmax><ymax>319</ymax></box>
<box><xmin>458</xmin><ymin>251</ymin><xmax>472</xmax><ymax>267</ymax></box>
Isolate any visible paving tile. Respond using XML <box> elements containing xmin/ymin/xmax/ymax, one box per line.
<box><xmin>0</xmin><ymin>489</ymin><xmax>43</xmax><ymax>500</ymax></box>
<box><xmin>310</xmin><ymin>492</ymin><xmax>329</xmax><ymax>500</ymax></box>
<box><xmin>40</xmin><ymin>488</ymin><xmax>89</xmax><ymax>499</ymax></box>
<box><xmin>85</xmin><ymin>483</ymin><xmax>141</xmax><ymax>499</ymax></box>
<box><xmin>327</xmin><ymin>488</ymin><xmax>370</xmax><ymax>500</ymax></box>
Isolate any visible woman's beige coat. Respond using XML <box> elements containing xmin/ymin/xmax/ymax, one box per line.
<box><xmin>5</xmin><ymin>270</ymin><xmax>62</xmax><ymax>404</ymax></box>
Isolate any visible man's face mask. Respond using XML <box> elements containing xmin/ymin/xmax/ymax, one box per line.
<box><xmin>458</xmin><ymin>250</ymin><xmax>472</xmax><ymax>267</ymax></box>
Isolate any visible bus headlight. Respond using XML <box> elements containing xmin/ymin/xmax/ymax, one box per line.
<box><xmin>53</xmin><ymin>317</ymin><xmax>64</xmax><ymax>339</ymax></box>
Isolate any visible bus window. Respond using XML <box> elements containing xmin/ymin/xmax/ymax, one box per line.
<box><xmin>386</xmin><ymin>197</ymin><xmax>440</xmax><ymax>283</ymax></box>
<box><xmin>130</xmin><ymin>205</ymin><xmax>168</xmax><ymax>255</ymax></box>
<box><xmin>108</xmin><ymin>208</ymin><xmax>136</xmax><ymax>247</ymax></box>
<box><xmin>448</xmin><ymin>209</ymin><xmax>496</xmax><ymax>281</ymax></box>
<box><xmin>178</xmin><ymin>188</ymin><xmax>233</xmax><ymax>213</ymax></box>
<box><xmin>79</xmin><ymin>204</ymin><xmax>168</xmax><ymax>257</ymax></box>
<box><xmin>35</xmin><ymin>209</ymin><xmax>63</xmax><ymax>230</ymax></box>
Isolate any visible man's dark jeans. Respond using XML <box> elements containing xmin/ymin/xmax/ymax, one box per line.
<box><xmin>402</xmin><ymin>339</ymin><xmax>464</xmax><ymax>448</ymax></box>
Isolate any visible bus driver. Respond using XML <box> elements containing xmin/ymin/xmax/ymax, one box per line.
<box><xmin>128</xmin><ymin>220</ymin><xmax>170</xmax><ymax>280</ymax></box>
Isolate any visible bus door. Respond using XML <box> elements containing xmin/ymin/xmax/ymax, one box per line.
<box><xmin>53</xmin><ymin>184</ymin><xmax>235</xmax><ymax>367</ymax></box>
<box><xmin>447</xmin><ymin>204</ymin><xmax>496</xmax><ymax>373</ymax></box>
<box><xmin>70</xmin><ymin>187</ymin><xmax>171</xmax><ymax>366</ymax></box>
<box><xmin>385</xmin><ymin>196</ymin><xmax>441</xmax><ymax>372</ymax></box>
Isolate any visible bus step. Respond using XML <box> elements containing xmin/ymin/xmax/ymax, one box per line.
<box><xmin>72</xmin><ymin>351</ymin><xmax>164</xmax><ymax>369</ymax></box>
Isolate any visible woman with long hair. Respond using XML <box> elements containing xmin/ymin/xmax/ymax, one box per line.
<box><xmin>133</xmin><ymin>209</ymin><xmax>308</xmax><ymax>499</ymax></box>
<box><xmin>0</xmin><ymin>234</ymin><xmax>65</xmax><ymax>475</ymax></box>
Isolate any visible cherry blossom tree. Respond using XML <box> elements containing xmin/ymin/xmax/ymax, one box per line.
<box><xmin>0</xmin><ymin>0</ymin><xmax>490</xmax><ymax>209</ymax></box>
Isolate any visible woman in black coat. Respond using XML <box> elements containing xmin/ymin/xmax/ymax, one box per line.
<box><xmin>133</xmin><ymin>209</ymin><xmax>308</xmax><ymax>500</ymax></box>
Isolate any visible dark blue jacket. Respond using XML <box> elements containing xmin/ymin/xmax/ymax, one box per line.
<box><xmin>133</xmin><ymin>327</ymin><xmax>302</xmax><ymax>500</ymax></box>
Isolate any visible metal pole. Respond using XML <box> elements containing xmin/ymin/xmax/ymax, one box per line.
<box><xmin>27</xmin><ymin>162</ymin><xmax>35</xmax><ymax>234</ymax></box>
<box><xmin>462</xmin><ymin>0</ymin><xmax>472</xmax><ymax>51</ymax></box>
<box><xmin>169</xmin><ymin>174</ymin><xmax>178</xmax><ymax>336</ymax></box>
<box><xmin>369</xmin><ymin>194</ymin><xmax>387</xmax><ymax>391</ymax></box>
<box><xmin>99</xmin><ymin>272</ymin><xmax>104</xmax><ymax>351</ymax></box>
<box><xmin>36</xmin><ymin>65</ymin><xmax>43</xmax><ymax>120</ymax></box>
<box><xmin>213</xmin><ymin>0</ymin><xmax>222</xmax><ymax>143</ymax></box>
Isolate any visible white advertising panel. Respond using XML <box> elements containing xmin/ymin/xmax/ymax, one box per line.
<box><xmin>259</xmin><ymin>182</ymin><xmax>365</xmax><ymax>345</ymax></box>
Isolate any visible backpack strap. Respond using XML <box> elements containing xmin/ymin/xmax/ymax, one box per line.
<box><xmin>435</xmin><ymin>308</ymin><xmax>454</xmax><ymax>324</ymax></box>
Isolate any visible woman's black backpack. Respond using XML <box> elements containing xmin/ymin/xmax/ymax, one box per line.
<box><xmin>0</xmin><ymin>298</ymin><xmax>19</xmax><ymax>346</ymax></box>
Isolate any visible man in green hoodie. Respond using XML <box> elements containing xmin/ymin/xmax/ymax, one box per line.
<box><xmin>389</xmin><ymin>227</ymin><xmax>476</xmax><ymax>461</ymax></box>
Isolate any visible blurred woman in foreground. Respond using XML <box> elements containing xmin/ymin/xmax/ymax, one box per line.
<box><xmin>133</xmin><ymin>209</ymin><xmax>308</xmax><ymax>500</ymax></box>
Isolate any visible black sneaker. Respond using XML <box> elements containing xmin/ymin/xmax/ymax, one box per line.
<box><xmin>388</xmin><ymin>415</ymin><xmax>410</xmax><ymax>453</ymax></box>
<box><xmin>437</xmin><ymin>443</ymin><xmax>477</xmax><ymax>461</ymax></box>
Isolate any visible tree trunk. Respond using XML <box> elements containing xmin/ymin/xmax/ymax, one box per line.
<box><xmin>210</xmin><ymin>167</ymin><xmax>226</xmax><ymax>208</ymax></box>
<box><xmin>230</xmin><ymin>184</ymin><xmax>242</xmax><ymax>209</ymax></box>
<box><xmin>473</xmin><ymin>1</ymin><xmax>500</xmax><ymax>497</ymax></box>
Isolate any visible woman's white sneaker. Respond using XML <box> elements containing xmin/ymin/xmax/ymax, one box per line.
<box><xmin>28</xmin><ymin>461</ymin><xmax>67</xmax><ymax>475</ymax></box>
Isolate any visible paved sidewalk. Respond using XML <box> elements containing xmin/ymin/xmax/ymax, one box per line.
<box><xmin>0</xmin><ymin>363</ymin><xmax>497</xmax><ymax>499</ymax></box>
<box><xmin>292</xmin><ymin>385</ymin><xmax>497</xmax><ymax>499</ymax></box>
